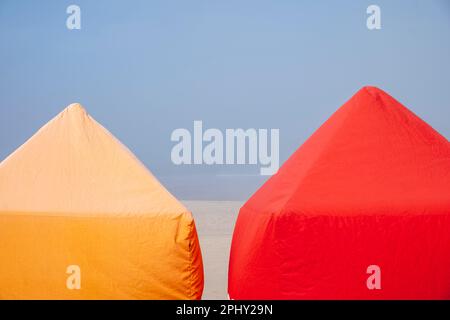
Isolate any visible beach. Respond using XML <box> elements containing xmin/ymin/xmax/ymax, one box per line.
<box><xmin>183</xmin><ymin>201</ymin><xmax>243</xmax><ymax>300</ymax></box>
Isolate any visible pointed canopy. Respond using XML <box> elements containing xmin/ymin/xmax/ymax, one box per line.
<box><xmin>0</xmin><ymin>104</ymin><xmax>203</xmax><ymax>299</ymax></box>
<box><xmin>245</xmin><ymin>86</ymin><xmax>450</xmax><ymax>216</ymax></box>
<box><xmin>229</xmin><ymin>87</ymin><xmax>450</xmax><ymax>299</ymax></box>
<box><xmin>0</xmin><ymin>103</ymin><xmax>186</xmax><ymax>216</ymax></box>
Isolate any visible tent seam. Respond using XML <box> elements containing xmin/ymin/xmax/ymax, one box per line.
<box><xmin>187</xmin><ymin>215</ymin><xmax>195</xmax><ymax>300</ymax></box>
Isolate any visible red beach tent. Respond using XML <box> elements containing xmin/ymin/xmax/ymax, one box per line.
<box><xmin>228</xmin><ymin>86</ymin><xmax>450</xmax><ymax>299</ymax></box>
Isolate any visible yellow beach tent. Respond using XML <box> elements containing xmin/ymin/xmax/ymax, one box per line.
<box><xmin>0</xmin><ymin>104</ymin><xmax>203</xmax><ymax>299</ymax></box>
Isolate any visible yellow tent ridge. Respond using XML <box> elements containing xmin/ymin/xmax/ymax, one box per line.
<box><xmin>0</xmin><ymin>104</ymin><xmax>204</xmax><ymax>299</ymax></box>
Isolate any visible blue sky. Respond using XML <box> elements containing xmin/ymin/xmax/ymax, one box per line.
<box><xmin>1</xmin><ymin>0</ymin><xmax>449</xmax><ymax>200</ymax></box>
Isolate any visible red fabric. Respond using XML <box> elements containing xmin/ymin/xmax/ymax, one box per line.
<box><xmin>228</xmin><ymin>86</ymin><xmax>450</xmax><ymax>299</ymax></box>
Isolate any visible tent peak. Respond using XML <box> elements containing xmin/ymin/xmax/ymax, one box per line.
<box><xmin>63</xmin><ymin>103</ymin><xmax>87</xmax><ymax>117</ymax></box>
<box><xmin>0</xmin><ymin>101</ymin><xmax>189</xmax><ymax>215</ymax></box>
<box><xmin>359</xmin><ymin>86</ymin><xmax>389</xmax><ymax>102</ymax></box>
<box><xmin>361</xmin><ymin>85</ymin><xmax>383</xmax><ymax>93</ymax></box>
<box><xmin>347</xmin><ymin>86</ymin><xmax>400</xmax><ymax>112</ymax></box>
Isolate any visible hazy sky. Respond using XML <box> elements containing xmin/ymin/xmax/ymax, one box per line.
<box><xmin>1</xmin><ymin>0</ymin><xmax>449</xmax><ymax>200</ymax></box>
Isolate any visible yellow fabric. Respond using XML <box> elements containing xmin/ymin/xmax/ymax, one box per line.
<box><xmin>0</xmin><ymin>104</ymin><xmax>203</xmax><ymax>299</ymax></box>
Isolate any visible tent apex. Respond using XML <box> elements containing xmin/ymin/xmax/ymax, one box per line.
<box><xmin>64</xmin><ymin>103</ymin><xmax>87</xmax><ymax>116</ymax></box>
<box><xmin>359</xmin><ymin>85</ymin><xmax>387</xmax><ymax>100</ymax></box>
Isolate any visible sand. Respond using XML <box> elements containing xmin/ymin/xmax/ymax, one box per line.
<box><xmin>183</xmin><ymin>200</ymin><xmax>243</xmax><ymax>300</ymax></box>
